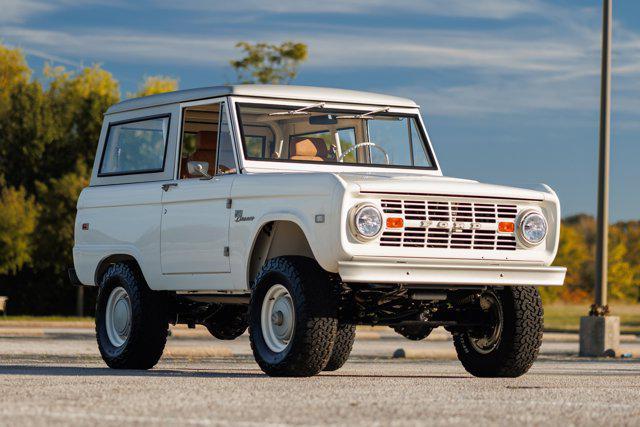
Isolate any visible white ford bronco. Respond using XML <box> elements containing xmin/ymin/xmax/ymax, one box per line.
<box><xmin>72</xmin><ymin>85</ymin><xmax>566</xmax><ymax>377</ymax></box>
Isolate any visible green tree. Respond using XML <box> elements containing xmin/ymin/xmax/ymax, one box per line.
<box><xmin>230</xmin><ymin>41</ymin><xmax>308</xmax><ymax>84</ymax></box>
<box><xmin>0</xmin><ymin>79</ymin><xmax>55</xmax><ymax>190</ymax></box>
<box><xmin>43</xmin><ymin>64</ymin><xmax>120</xmax><ymax>178</ymax></box>
<box><xmin>32</xmin><ymin>162</ymin><xmax>90</xmax><ymax>274</ymax></box>
<box><xmin>0</xmin><ymin>184</ymin><xmax>38</xmax><ymax>275</ymax></box>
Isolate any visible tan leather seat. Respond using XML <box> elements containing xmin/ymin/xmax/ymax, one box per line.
<box><xmin>190</xmin><ymin>131</ymin><xmax>217</xmax><ymax>176</ymax></box>
<box><xmin>289</xmin><ymin>137</ymin><xmax>327</xmax><ymax>162</ymax></box>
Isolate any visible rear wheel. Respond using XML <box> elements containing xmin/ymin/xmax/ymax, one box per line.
<box><xmin>453</xmin><ymin>287</ymin><xmax>543</xmax><ymax>378</ymax></box>
<box><xmin>323</xmin><ymin>323</ymin><xmax>356</xmax><ymax>371</ymax></box>
<box><xmin>96</xmin><ymin>263</ymin><xmax>169</xmax><ymax>369</ymax></box>
<box><xmin>249</xmin><ymin>256</ymin><xmax>338</xmax><ymax>377</ymax></box>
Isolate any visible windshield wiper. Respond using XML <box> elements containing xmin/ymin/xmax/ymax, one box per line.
<box><xmin>336</xmin><ymin>106</ymin><xmax>390</xmax><ymax>119</ymax></box>
<box><xmin>268</xmin><ymin>102</ymin><xmax>326</xmax><ymax>116</ymax></box>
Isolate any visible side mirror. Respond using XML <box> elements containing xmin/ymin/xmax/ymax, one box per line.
<box><xmin>187</xmin><ymin>161</ymin><xmax>212</xmax><ymax>179</ymax></box>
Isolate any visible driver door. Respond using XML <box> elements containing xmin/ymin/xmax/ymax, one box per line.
<box><xmin>160</xmin><ymin>100</ymin><xmax>237</xmax><ymax>274</ymax></box>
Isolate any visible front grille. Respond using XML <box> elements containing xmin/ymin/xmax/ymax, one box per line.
<box><xmin>380</xmin><ymin>198</ymin><xmax>518</xmax><ymax>251</ymax></box>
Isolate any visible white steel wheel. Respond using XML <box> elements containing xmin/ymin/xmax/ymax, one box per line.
<box><xmin>261</xmin><ymin>284</ymin><xmax>295</xmax><ymax>353</ymax></box>
<box><xmin>104</xmin><ymin>286</ymin><xmax>132</xmax><ymax>348</ymax></box>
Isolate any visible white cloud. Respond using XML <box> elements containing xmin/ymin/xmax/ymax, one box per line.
<box><xmin>0</xmin><ymin>24</ymin><xmax>598</xmax><ymax>75</ymax></box>
<box><xmin>0</xmin><ymin>0</ymin><xmax>54</xmax><ymax>23</ymax></box>
<box><xmin>0</xmin><ymin>0</ymin><xmax>128</xmax><ymax>24</ymax></box>
<box><xmin>151</xmin><ymin>0</ymin><xmax>547</xmax><ymax>20</ymax></box>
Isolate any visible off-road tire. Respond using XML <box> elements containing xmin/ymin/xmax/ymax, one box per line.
<box><xmin>96</xmin><ymin>263</ymin><xmax>169</xmax><ymax>369</ymax></box>
<box><xmin>249</xmin><ymin>256</ymin><xmax>338</xmax><ymax>377</ymax></box>
<box><xmin>453</xmin><ymin>286</ymin><xmax>543</xmax><ymax>378</ymax></box>
<box><xmin>393</xmin><ymin>324</ymin><xmax>433</xmax><ymax>341</ymax></box>
<box><xmin>204</xmin><ymin>305</ymin><xmax>248</xmax><ymax>340</ymax></box>
<box><xmin>323</xmin><ymin>323</ymin><xmax>356</xmax><ymax>371</ymax></box>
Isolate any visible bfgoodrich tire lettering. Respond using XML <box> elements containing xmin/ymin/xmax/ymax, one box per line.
<box><xmin>249</xmin><ymin>256</ymin><xmax>338</xmax><ymax>377</ymax></box>
<box><xmin>453</xmin><ymin>286</ymin><xmax>543</xmax><ymax>378</ymax></box>
<box><xmin>96</xmin><ymin>262</ymin><xmax>169</xmax><ymax>369</ymax></box>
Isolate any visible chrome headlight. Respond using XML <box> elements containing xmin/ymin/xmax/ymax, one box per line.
<box><xmin>518</xmin><ymin>211</ymin><xmax>548</xmax><ymax>246</ymax></box>
<box><xmin>350</xmin><ymin>204</ymin><xmax>383</xmax><ymax>241</ymax></box>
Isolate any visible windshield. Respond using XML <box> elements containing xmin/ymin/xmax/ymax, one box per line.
<box><xmin>236</xmin><ymin>103</ymin><xmax>435</xmax><ymax>169</ymax></box>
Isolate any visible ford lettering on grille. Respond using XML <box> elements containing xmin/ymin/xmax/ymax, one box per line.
<box><xmin>380</xmin><ymin>198</ymin><xmax>518</xmax><ymax>250</ymax></box>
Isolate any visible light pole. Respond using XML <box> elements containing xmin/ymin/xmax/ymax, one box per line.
<box><xmin>579</xmin><ymin>0</ymin><xmax>620</xmax><ymax>357</ymax></box>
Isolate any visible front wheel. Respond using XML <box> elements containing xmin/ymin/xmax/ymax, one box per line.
<box><xmin>249</xmin><ymin>257</ymin><xmax>338</xmax><ymax>377</ymax></box>
<box><xmin>453</xmin><ymin>287</ymin><xmax>543</xmax><ymax>378</ymax></box>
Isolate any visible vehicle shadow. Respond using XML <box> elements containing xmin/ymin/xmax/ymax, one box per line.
<box><xmin>0</xmin><ymin>364</ymin><xmax>469</xmax><ymax>379</ymax></box>
<box><xmin>0</xmin><ymin>365</ymin><xmax>266</xmax><ymax>379</ymax></box>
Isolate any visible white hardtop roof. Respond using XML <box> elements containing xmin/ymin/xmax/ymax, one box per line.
<box><xmin>106</xmin><ymin>84</ymin><xmax>419</xmax><ymax>114</ymax></box>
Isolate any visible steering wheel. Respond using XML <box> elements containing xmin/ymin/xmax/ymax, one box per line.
<box><xmin>337</xmin><ymin>142</ymin><xmax>390</xmax><ymax>165</ymax></box>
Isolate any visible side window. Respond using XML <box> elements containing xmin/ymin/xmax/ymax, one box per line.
<box><xmin>216</xmin><ymin>104</ymin><xmax>237</xmax><ymax>175</ymax></box>
<box><xmin>99</xmin><ymin>116</ymin><xmax>169</xmax><ymax>176</ymax></box>
<box><xmin>179</xmin><ymin>102</ymin><xmax>237</xmax><ymax>178</ymax></box>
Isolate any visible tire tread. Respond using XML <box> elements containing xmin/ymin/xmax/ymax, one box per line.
<box><xmin>453</xmin><ymin>286</ymin><xmax>543</xmax><ymax>378</ymax></box>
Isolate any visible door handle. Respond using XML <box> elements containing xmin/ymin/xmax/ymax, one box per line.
<box><xmin>161</xmin><ymin>183</ymin><xmax>178</xmax><ymax>192</ymax></box>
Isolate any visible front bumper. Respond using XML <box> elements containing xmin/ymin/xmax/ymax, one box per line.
<box><xmin>338</xmin><ymin>261</ymin><xmax>566</xmax><ymax>287</ymax></box>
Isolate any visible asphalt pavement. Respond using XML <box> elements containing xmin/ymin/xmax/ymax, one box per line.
<box><xmin>0</xmin><ymin>326</ymin><xmax>639</xmax><ymax>426</ymax></box>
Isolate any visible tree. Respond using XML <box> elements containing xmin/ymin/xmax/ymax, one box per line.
<box><xmin>545</xmin><ymin>223</ymin><xmax>593</xmax><ymax>302</ymax></box>
<box><xmin>32</xmin><ymin>162</ymin><xmax>90</xmax><ymax>274</ymax></box>
<box><xmin>230</xmin><ymin>41</ymin><xmax>308</xmax><ymax>84</ymax></box>
<box><xmin>131</xmin><ymin>75</ymin><xmax>179</xmax><ymax>97</ymax></box>
<box><xmin>0</xmin><ymin>184</ymin><xmax>38</xmax><ymax>275</ymax></box>
<box><xmin>43</xmin><ymin>64</ymin><xmax>120</xmax><ymax>178</ymax></box>
<box><xmin>0</xmin><ymin>79</ymin><xmax>55</xmax><ymax>190</ymax></box>
<box><xmin>0</xmin><ymin>44</ymin><xmax>31</xmax><ymax>115</ymax></box>
<box><xmin>4</xmin><ymin>163</ymin><xmax>94</xmax><ymax>316</ymax></box>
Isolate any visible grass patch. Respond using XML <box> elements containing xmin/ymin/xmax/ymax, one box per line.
<box><xmin>544</xmin><ymin>303</ymin><xmax>640</xmax><ymax>333</ymax></box>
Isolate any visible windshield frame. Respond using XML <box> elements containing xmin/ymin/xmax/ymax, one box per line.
<box><xmin>229</xmin><ymin>97</ymin><xmax>441</xmax><ymax>174</ymax></box>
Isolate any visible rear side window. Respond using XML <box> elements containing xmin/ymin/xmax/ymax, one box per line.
<box><xmin>99</xmin><ymin>115</ymin><xmax>170</xmax><ymax>176</ymax></box>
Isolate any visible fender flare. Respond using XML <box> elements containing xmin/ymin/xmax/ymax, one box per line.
<box><xmin>243</xmin><ymin>211</ymin><xmax>331</xmax><ymax>284</ymax></box>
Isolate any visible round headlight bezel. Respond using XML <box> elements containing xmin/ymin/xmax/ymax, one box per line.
<box><xmin>349</xmin><ymin>203</ymin><xmax>383</xmax><ymax>241</ymax></box>
<box><xmin>517</xmin><ymin>210</ymin><xmax>548</xmax><ymax>247</ymax></box>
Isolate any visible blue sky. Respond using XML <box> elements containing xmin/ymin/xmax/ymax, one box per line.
<box><xmin>1</xmin><ymin>0</ymin><xmax>639</xmax><ymax>220</ymax></box>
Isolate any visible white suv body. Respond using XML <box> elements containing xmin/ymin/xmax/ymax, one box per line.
<box><xmin>73</xmin><ymin>85</ymin><xmax>565</xmax><ymax>377</ymax></box>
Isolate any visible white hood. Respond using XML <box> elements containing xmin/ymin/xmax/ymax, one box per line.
<box><xmin>334</xmin><ymin>172</ymin><xmax>551</xmax><ymax>201</ymax></box>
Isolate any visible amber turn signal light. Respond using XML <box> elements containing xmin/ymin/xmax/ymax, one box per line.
<box><xmin>498</xmin><ymin>221</ymin><xmax>515</xmax><ymax>233</ymax></box>
<box><xmin>386</xmin><ymin>217</ymin><xmax>404</xmax><ymax>228</ymax></box>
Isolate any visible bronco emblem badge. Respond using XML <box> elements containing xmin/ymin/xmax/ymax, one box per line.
<box><xmin>234</xmin><ymin>210</ymin><xmax>255</xmax><ymax>222</ymax></box>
